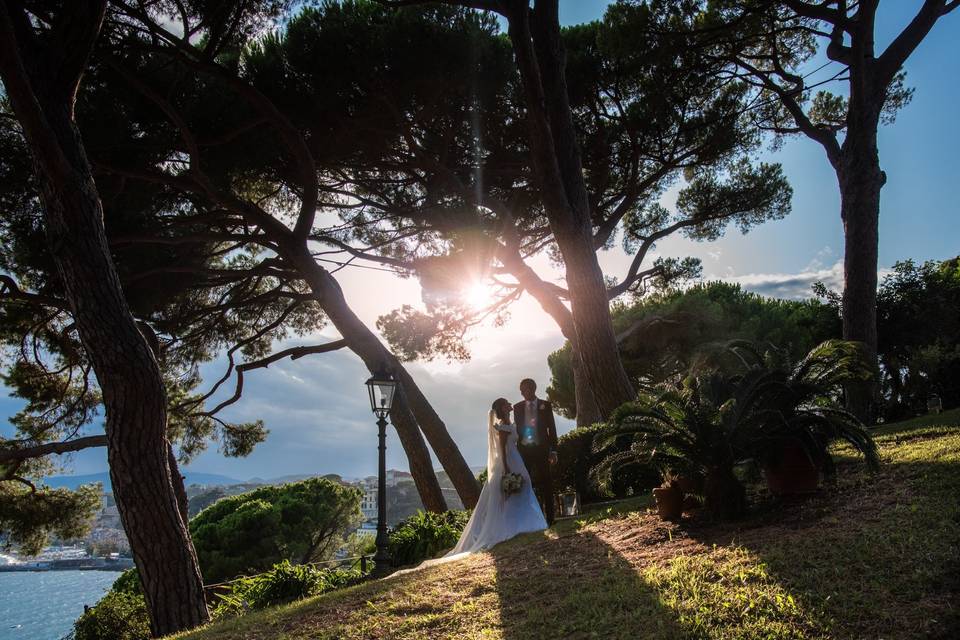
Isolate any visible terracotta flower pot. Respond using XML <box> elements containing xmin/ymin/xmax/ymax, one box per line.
<box><xmin>764</xmin><ymin>440</ymin><xmax>820</xmax><ymax>496</ymax></box>
<box><xmin>652</xmin><ymin>485</ymin><xmax>684</xmax><ymax>522</ymax></box>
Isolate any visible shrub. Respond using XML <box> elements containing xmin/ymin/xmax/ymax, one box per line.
<box><xmin>388</xmin><ymin>509</ymin><xmax>470</xmax><ymax>567</ymax></box>
<box><xmin>211</xmin><ymin>560</ymin><xmax>366</xmax><ymax>618</ymax></box>
<box><xmin>547</xmin><ymin>281</ymin><xmax>841</xmax><ymax>417</ymax></box>
<box><xmin>606</xmin><ymin>459</ymin><xmax>661</xmax><ymax>499</ymax></box>
<box><xmin>111</xmin><ymin>568</ymin><xmax>141</xmax><ymax>594</ymax></box>
<box><xmin>555</xmin><ymin>423</ymin><xmax>608</xmax><ymax>501</ymax></box>
<box><xmin>73</xmin><ymin>590</ymin><xmax>150</xmax><ymax>640</ymax></box>
<box><xmin>189</xmin><ymin>477</ymin><xmax>361</xmax><ymax>583</ymax></box>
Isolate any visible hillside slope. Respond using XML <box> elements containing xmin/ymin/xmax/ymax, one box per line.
<box><xmin>175</xmin><ymin>420</ymin><xmax>960</xmax><ymax>640</ymax></box>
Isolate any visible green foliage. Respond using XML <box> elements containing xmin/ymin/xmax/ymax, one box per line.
<box><xmin>190</xmin><ymin>478</ymin><xmax>362</xmax><ymax>583</ymax></box>
<box><xmin>0</xmin><ymin>481</ymin><xmax>101</xmax><ymax>555</ymax></box>
<box><xmin>548</xmin><ymin>281</ymin><xmax>840</xmax><ymax>418</ymax></box>
<box><xmin>595</xmin><ymin>340</ymin><xmax>878</xmax><ymax>518</ymax></box>
<box><xmin>875</xmin><ymin>257</ymin><xmax>960</xmax><ymax>418</ymax></box>
<box><xmin>388</xmin><ymin>510</ymin><xmax>470</xmax><ymax>567</ymax></box>
<box><xmin>554</xmin><ymin>422</ymin><xmax>659</xmax><ymax>502</ymax></box>
<box><xmin>339</xmin><ymin>531</ymin><xmax>377</xmax><ymax>559</ymax></box>
<box><xmin>236</xmin><ymin>1</ymin><xmax>791</xmax><ymax>364</ymax></box>
<box><xmin>76</xmin><ymin>560</ymin><xmax>368</xmax><ymax>639</ymax></box>
<box><xmin>73</xmin><ymin>590</ymin><xmax>151</xmax><ymax>640</ymax></box>
<box><xmin>211</xmin><ymin>560</ymin><xmax>366</xmax><ymax>619</ymax></box>
<box><xmin>187</xmin><ymin>486</ymin><xmax>231</xmax><ymax>518</ymax></box>
<box><xmin>112</xmin><ymin>568</ymin><xmax>142</xmax><ymax>595</ymax></box>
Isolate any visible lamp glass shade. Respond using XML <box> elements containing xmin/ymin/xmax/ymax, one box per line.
<box><xmin>366</xmin><ymin>370</ymin><xmax>396</xmax><ymax>418</ymax></box>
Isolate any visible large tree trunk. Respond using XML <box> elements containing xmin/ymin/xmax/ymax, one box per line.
<box><xmin>572</xmin><ymin>351</ymin><xmax>602</xmax><ymax>426</ymax></box>
<box><xmin>837</xmin><ymin>116</ymin><xmax>883</xmax><ymax>423</ymax></box>
<box><xmin>505</xmin><ymin>3</ymin><xmax>636</xmax><ymax>419</ymax></box>
<box><xmin>289</xmin><ymin>246</ymin><xmax>480</xmax><ymax>509</ymax></box>
<box><xmin>562</xmin><ymin>238</ymin><xmax>636</xmax><ymax>416</ymax></box>
<box><xmin>0</xmin><ymin>4</ymin><xmax>209</xmax><ymax>636</ymax></box>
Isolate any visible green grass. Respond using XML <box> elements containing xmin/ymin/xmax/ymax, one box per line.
<box><xmin>872</xmin><ymin>407</ymin><xmax>960</xmax><ymax>436</ymax></box>
<box><xmin>172</xmin><ymin>411</ymin><xmax>960</xmax><ymax>640</ymax></box>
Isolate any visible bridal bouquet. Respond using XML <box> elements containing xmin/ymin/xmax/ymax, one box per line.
<box><xmin>501</xmin><ymin>472</ymin><xmax>524</xmax><ymax>496</ymax></box>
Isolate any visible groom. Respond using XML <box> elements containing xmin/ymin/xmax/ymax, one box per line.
<box><xmin>514</xmin><ymin>378</ymin><xmax>558</xmax><ymax>525</ymax></box>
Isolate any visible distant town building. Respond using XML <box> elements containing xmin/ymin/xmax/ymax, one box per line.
<box><xmin>360</xmin><ymin>484</ymin><xmax>378</xmax><ymax>523</ymax></box>
<box><xmin>355</xmin><ymin>469</ymin><xmax>417</xmax><ymax>531</ymax></box>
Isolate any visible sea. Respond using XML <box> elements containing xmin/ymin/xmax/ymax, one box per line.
<box><xmin>0</xmin><ymin>562</ymin><xmax>121</xmax><ymax>640</ymax></box>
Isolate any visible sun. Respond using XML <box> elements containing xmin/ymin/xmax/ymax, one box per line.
<box><xmin>464</xmin><ymin>282</ymin><xmax>489</xmax><ymax>310</ymax></box>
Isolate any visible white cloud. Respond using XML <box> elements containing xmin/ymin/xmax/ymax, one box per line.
<box><xmin>715</xmin><ymin>260</ymin><xmax>845</xmax><ymax>300</ymax></box>
<box><xmin>803</xmin><ymin>245</ymin><xmax>835</xmax><ymax>272</ymax></box>
<box><xmin>713</xmin><ymin>257</ymin><xmax>895</xmax><ymax>302</ymax></box>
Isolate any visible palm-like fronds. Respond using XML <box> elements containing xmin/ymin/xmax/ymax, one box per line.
<box><xmin>591</xmin><ymin>340</ymin><xmax>880</xmax><ymax>518</ymax></box>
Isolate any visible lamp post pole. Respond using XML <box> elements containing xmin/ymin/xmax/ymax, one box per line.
<box><xmin>365</xmin><ymin>367</ymin><xmax>396</xmax><ymax>577</ymax></box>
<box><xmin>373</xmin><ymin>414</ymin><xmax>391</xmax><ymax>575</ymax></box>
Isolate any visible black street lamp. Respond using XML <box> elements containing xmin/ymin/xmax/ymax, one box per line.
<box><xmin>365</xmin><ymin>366</ymin><xmax>397</xmax><ymax>575</ymax></box>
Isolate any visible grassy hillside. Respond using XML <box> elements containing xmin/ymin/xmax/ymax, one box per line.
<box><xmin>173</xmin><ymin>415</ymin><xmax>960</xmax><ymax>640</ymax></box>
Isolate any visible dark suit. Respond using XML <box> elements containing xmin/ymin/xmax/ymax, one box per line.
<box><xmin>513</xmin><ymin>398</ymin><xmax>558</xmax><ymax>524</ymax></box>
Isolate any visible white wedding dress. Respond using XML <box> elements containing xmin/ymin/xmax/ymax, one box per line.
<box><xmin>390</xmin><ymin>411</ymin><xmax>546</xmax><ymax>576</ymax></box>
<box><xmin>446</xmin><ymin>411</ymin><xmax>547</xmax><ymax>555</ymax></box>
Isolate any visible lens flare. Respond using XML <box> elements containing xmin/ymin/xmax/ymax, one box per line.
<box><xmin>465</xmin><ymin>282</ymin><xmax>488</xmax><ymax>310</ymax></box>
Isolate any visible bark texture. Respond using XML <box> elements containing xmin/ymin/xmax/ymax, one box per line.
<box><xmin>0</xmin><ymin>3</ymin><xmax>209</xmax><ymax>634</ymax></box>
<box><xmin>572</xmin><ymin>355</ymin><xmax>603</xmax><ymax>427</ymax></box>
<box><xmin>837</xmin><ymin>117</ymin><xmax>883</xmax><ymax>420</ymax></box>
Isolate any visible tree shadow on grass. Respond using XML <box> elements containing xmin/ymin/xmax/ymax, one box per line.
<box><xmin>490</xmin><ymin>528</ymin><xmax>687</xmax><ymax>640</ymax></box>
<box><xmin>675</xmin><ymin>442</ymin><xmax>960</xmax><ymax>639</ymax></box>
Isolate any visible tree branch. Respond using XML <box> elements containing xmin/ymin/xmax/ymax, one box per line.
<box><xmin>0</xmin><ymin>435</ymin><xmax>108</xmax><ymax>464</ymax></box>
<box><xmin>202</xmin><ymin>340</ymin><xmax>349</xmax><ymax>417</ymax></box>
<box><xmin>0</xmin><ymin>275</ymin><xmax>70</xmax><ymax>311</ymax></box>
<box><xmin>875</xmin><ymin>0</ymin><xmax>953</xmax><ymax>89</ymax></box>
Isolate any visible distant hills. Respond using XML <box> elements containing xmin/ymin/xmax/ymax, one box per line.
<box><xmin>44</xmin><ymin>466</ymin><xmax>488</xmax><ymax>491</ymax></box>
<box><xmin>44</xmin><ymin>471</ymin><xmax>243</xmax><ymax>491</ymax></box>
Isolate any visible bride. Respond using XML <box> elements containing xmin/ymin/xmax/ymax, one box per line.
<box><xmin>447</xmin><ymin>397</ymin><xmax>547</xmax><ymax>555</ymax></box>
<box><xmin>389</xmin><ymin>398</ymin><xmax>546</xmax><ymax>576</ymax></box>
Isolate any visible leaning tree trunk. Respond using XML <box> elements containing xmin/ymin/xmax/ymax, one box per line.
<box><xmin>393</xmin><ymin>365</ymin><xmax>481</xmax><ymax>508</ymax></box>
<box><xmin>0</xmin><ymin>4</ymin><xmax>209</xmax><ymax>636</ymax></box>
<box><xmin>290</xmin><ymin>246</ymin><xmax>481</xmax><ymax>509</ymax></box>
<box><xmin>389</xmin><ymin>389</ymin><xmax>449</xmax><ymax>512</ymax></box>
<box><xmin>838</xmin><ymin>115</ymin><xmax>884</xmax><ymax>423</ymax></box>
<box><xmin>22</xmin><ymin>105</ymin><xmax>209</xmax><ymax>639</ymax></box>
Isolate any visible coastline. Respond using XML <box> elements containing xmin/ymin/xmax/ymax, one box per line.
<box><xmin>0</xmin><ymin>552</ymin><xmax>17</xmax><ymax>565</ymax></box>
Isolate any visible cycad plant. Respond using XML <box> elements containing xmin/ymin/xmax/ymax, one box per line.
<box><xmin>593</xmin><ymin>340</ymin><xmax>880</xmax><ymax>519</ymax></box>
<box><xmin>720</xmin><ymin>339</ymin><xmax>880</xmax><ymax>475</ymax></box>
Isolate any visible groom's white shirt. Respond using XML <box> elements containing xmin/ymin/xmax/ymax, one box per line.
<box><xmin>524</xmin><ymin>398</ymin><xmax>538</xmax><ymax>420</ymax></box>
<box><xmin>520</xmin><ymin>398</ymin><xmax>540</xmax><ymax>445</ymax></box>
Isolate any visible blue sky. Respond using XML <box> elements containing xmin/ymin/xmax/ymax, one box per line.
<box><xmin>3</xmin><ymin>1</ymin><xmax>958</xmax><ymax>482</ymax></box>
